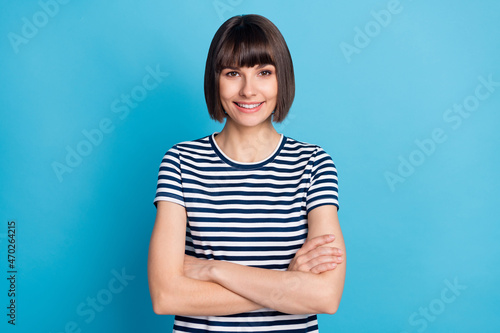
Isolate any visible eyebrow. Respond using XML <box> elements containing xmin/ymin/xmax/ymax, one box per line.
<box><xmin>223</xmin><ymin>64</ymin><xmax>274</xmax><ymax>70</ymax></box>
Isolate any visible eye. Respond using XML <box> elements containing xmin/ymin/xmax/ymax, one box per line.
<box><xmin>225</xmin><ymin>71</ymin><xmax>239</xmax><ymax>77</ymax></box>
<box><xmin>259</xmin><ymin>70</ymin><xmax>273</xmax><ymax>76</ymax></box>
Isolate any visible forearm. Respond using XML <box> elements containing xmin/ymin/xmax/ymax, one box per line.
<box><xmin>154</xmin><ymin>274</ymin><xmax>264</xmax><ymax>316</ymax></box>
<box><xmin>209</xmin><ymin>261</ymin><xmax>339</xmax><ymax>315</ymax></box>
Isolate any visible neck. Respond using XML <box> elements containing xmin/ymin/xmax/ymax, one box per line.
<box><xmin>215</xmin><ymin>118</ymin><xmax>281</xmax><ymax>163</ymax></box>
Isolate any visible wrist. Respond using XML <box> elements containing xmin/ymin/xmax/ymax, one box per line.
<box><xmin>207</xmin><ymin>259</ymin><xmax>224</xmax><ymax>283</ymax></box>
<box><xmin>205</xmin><ymin>259</ymin><xmax>219</xmax><ymax>282</ymax></box>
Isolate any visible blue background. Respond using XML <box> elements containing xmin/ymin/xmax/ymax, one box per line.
<box><xmin>1</xmin><ymin>0</ymin><xmax>499</xmax><ymax>332</ymax></box>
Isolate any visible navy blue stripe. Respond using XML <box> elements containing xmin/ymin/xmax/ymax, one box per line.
<box><xmin>187</xmin><ymin>206</ymin><xmax>303</xmax><ymax>215</ymax></box>
<box><xmin>156</xmin><ymin>174</ymin><xmax>182</xmax><ymax>184</ymax></box>
<box><xmin>184</xmin><ymin>197</ymin><xmax>305</xmax><ymax>206</ymax></box>
<box><xmin>180</xmin><ymin>159</ymin><xmax>312</xmax><ymax>176</ymax></box>
<box><xmin>314</xmin><ymin>177</ymin><xmax>338</xmax><ymax>186</ymax></box>
<box><xmin>175</xmin><ymin>314</ymin><xmax>313</xmax><ymax>327</ymax></box>
<box><xmin>189</xmin><ymin>233</ymin><xmax>307</xmax><ymax>243</ymax></box>
<box><xmin>191</xmin><ymin>243</ymin><xmax>302</xmax><ymax>253</ymax></box>
<box><xmin>189</xmin><ymin>223</ymin><xmax>306</xmax><ymax>233</ymax></box>
<box><xmin>182</xmin><ymin>175</ymin><xmax>309</xmax><ymax>186</ymax></box>
<box><xmin>307</xmin><ymin>202</ymin><xmax>339</xmax><ymax>215</ymax></box>
<box><xmin>187</xmin><ymin>216</ymin><xmax>305</xmax><ymax>223</ymax></box>
<box><xmin>307</xmin><ymin>187</ymin><xmax>339</xmax><ymax>198</ymax></box>
<box><xmin>182</xmin><ymin>188</ymin><xmax>305</xmax><ymax>198</ymax></box>
<box><xmin>154</xmin><ymin>192</ymin><xmax>183</xmax><ymax>203</ymax></box>
<box><xmin>202</xmin><ymin>253</ymin><xmax>296</xmax><ymax>262</ymax></box>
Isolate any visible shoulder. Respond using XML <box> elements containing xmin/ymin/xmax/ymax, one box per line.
<box><xmin>284</xmin><ymin>136</ymin><xmax>319</xmax><ymax>153</ymax></box>
<box><xmin>161</xmin><ymin>134</ymin><xmax>213</xmax><ymax>156</ymax></box>
<box><xmin>284</xmin><ymin>136</ymin><xmax>334</xmax><ymax>161</ymax></box>
<box><xmin>173</xmin><ymin>134</ymin><xmax>211</xmax><ymax>150</ymax></box>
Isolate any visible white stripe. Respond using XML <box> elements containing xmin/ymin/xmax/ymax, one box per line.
<box><xmin>194</xmin><ymin>249</ymin><xmax>300</xmax><ymax>256</ymax></box>
<box><xmin>188</xmin><ymin>220</ymin><xmax>306</xmax><ymax>228</ymax></box>
<box><xmin>186</xmin><ymin>313</ymin><xmax>314</xmax><ymax>322</ymax></box>
<box><xmin>184</xmin><ymin>193</ymin><xmax>306</xmax><ymax>203</ymax></box>
<box><xmin>188</xmin><ymin>211</ymin><xmax>306</xmax><ymax>219</ymax></box>
<box><xmin>154</xmin><ymin>197</ymin><xmax>184</xmax><ymax>207</ymax></box>
<box><xmin>307</xmin><ymin>189</ymin><xmax>339</xmax><ymax>201</ymax></box>
<box><xmin>190</xmin><ymin>229</ymin><xmax>307</xmax><ymax>238</ymax></box>
<box><xmin>187</xmin><ymin>202</ymin><xmax>304</xmax><ymax>210</ymax></box>
<box><xmin>175</xmin><ymin>318</ymin><xmax>317</xmax><ymax>332</ymax></box>
<box><xmin>182</xmin><ymin>180</ymin><xmax>309</xmax><ymax>192</ymax></box>
<box><xmin>181</xmin><ymin>163</ymin><xmax>310</xmax><ymax>179</ymax></box>
<box><xmin>191</xmin><ymin>238</ymin><xmax>306</xmax><ymax>247</ymax></box>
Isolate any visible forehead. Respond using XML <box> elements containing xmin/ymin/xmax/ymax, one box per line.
<box><xmin>222</xmin><ymin>64</ymin><xmax>275</xmax><ymax>70</ymax></box>
<box><xmin>216</xmin><ymin>34</ymin><xmax>275</xmax><ymax>71</ymax></box>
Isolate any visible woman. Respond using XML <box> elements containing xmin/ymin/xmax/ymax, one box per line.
<box><xmin>148</xmin><ymin>14</ymin><xmax>346</xmax><ymax>332</ymax></box>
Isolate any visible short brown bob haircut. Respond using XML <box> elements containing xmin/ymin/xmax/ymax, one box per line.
<box><xmin>204</xmin><ymin>14</ymin><xmax>295</xmax><ymax>123</ymax></box>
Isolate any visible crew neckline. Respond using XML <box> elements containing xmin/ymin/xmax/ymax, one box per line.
<box><xmin>209</xmin><ymin>132</ymin><xmax>287</xmax><ymax>169</ymax></box>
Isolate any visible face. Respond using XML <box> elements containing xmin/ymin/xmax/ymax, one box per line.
<box><xmin>219</xmin><ymin>64</ymin><xmax>278</xmax><ymax>128</ymax></box>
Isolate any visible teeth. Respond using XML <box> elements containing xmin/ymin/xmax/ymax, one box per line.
<box><xmin>236</xmin><ymin>102</ymin><xmax>262</xmax><ymax>109</ymax></box>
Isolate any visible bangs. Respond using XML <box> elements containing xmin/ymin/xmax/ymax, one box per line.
<box><xmin>216</xmin><ymin>23</ymin><xmax>275</xmax><ymax>71</ymax></box>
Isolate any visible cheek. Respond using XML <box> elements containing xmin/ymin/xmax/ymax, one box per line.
<box><xmin>219</xmin><ymin>80</ymin><xmax>237</xmax><ymax>101</ymax></box>
<box><xmin>263</xmin><ymin>80</ymin><xmax>278</xmax><ymax>99</ymax></box>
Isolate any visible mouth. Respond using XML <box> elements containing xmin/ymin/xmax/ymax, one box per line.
<box><xmin>233</xmin><ymin>102</ymin><xmax>264</xmax><ymax>113</ymax></box>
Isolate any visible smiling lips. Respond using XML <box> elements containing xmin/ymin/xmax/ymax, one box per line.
<box><xmin>234</xmin><ymin>102</ymin><xmax>264</xmax><ymax>113</ymax></box>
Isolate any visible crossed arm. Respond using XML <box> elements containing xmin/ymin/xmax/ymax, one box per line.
<box><xmin>147</xmin><ymin>201</ymin><xmax>346</xmax><ymax>316</ymax></box>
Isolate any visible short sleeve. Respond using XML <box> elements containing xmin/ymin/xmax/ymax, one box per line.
<box><xmin>306</xmin><ymin>147</ymin><xmax>339</xmax><ymax>214</ymax></box>
<box><xmin>153</xmin><ymin>145</ymin><xmax>185</xmax><ymax>208</ymax></box>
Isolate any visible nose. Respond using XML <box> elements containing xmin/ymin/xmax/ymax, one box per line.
<box><xmin>239</xmin><ymin>76</ymin><xmax>256</xmax><ymax>97</ymax></box>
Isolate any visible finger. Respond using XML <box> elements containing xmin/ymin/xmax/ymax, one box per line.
<box><xmin>309</xmin><ymin>253</ymin><xmax>339</xmax><ymax>266</ymax></box>
<box><xmin>310</xmin><ymin>262</ymin><xmax>337</xmax><ymax>274</ymax></box>
<box><xmin>295</xmin><ymin>252</ymin><xmax>336</xmax><ymax>271</ymax></box>
<box><xmin>296</xmin><ymin>234</ymin><xmax>335</xmax><ymax>256</ymax></box>
<box><xmin>314</xmin><ymin>248</ymin><xmax>343</xmax><ymax>263</ymax></box>
<box><xmin>298</xmin><ymin>245</ymin><xmax>339</xmax><ymax>263</ymax></box>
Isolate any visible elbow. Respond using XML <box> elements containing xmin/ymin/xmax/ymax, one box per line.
<box><xmin>315</xmin><ymin>288</ymin><xmax>342</xmax><ymax>315</ymax></box>
<box><xmin>151</xmin><ymin>291</ymin><xmax>168</xmax><ymax>315</ymax></box>
<box><xmin>313</xmin><ymin>269</ymin><xmax>345</xmax><ymax>314</ymax></box>
<box><xmin>151</xmin><ymin>289</ymin><xmax>177</xmax><ymax>315</ymax></box>
<box><xmin>149</xmin><ymin>271</ymin><xmax>190</xmax><ymax>315</ymax></box>
<box><xmin>152</xmin><ymin>302</ymin><xmax>164</xmax><ymax>315</ymax></box>
<box><xmin>149</xmin><ymin>274</ymin><xmax>185</xmax><ymax>315</ymax></box>
<box><xmin>321</xmin><ymin>300</ymin><xmax>340</xmax><ymax>315</ymax></box>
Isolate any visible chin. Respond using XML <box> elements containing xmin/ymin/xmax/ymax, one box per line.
<box><xmin>229</xmin><ymin>115</ymin><xmax>273</xmax><ymax>128</ymax></box>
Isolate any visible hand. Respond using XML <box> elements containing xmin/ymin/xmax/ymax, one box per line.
<box><xmin>183</xmin><ymin>254</ymin><xmax>214</xmax><ymax>282</ymax></box>
<box><xmin>288</xmin><ymin>234</ymin><xmax>344</xmax><ymax>274</ymax></box>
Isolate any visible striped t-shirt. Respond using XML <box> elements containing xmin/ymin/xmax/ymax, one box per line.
<box><xmin>153</xmin><ymin>132</ymin><xmax>339</xmax><ymax>333</ymax></box>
